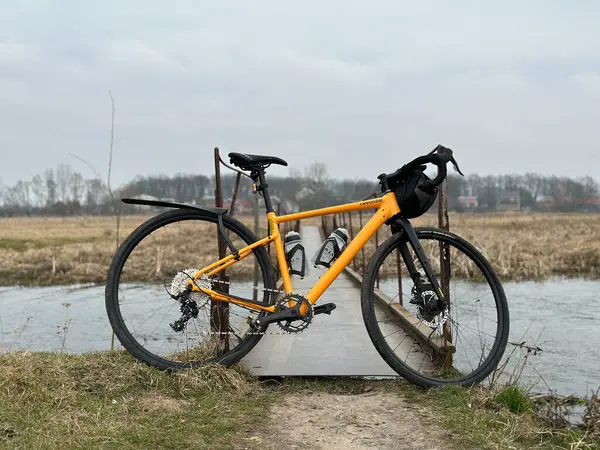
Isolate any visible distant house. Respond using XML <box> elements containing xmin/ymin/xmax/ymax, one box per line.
<box><xmin>496</xmin><ymin>190</ymin><xmax>520</xmax><ymax>211</ymax></box>
<box><xmin>534</xmin><ymin>195</ymin><xmax>554</xmax><ymax>210</ymax></box>
<box><xmin>456</xmin><ymin>195</ymin><xmax>478</xmax><ymax>210</ymax></box>
<box><xmin>582</xmin><ymin>196</ymin><xmax>600</xmax><ymax>212</ymax></box>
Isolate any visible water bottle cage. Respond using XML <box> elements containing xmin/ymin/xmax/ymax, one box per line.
<box><xmin>314</xmin><ymin>238</ymin><xmax>343</xmax><ymax>268</ymax></box>
<box><xmin>284</xmin><ymin>231</ymin><xmax>307</xmax><ymax>278</ymax></box>
<box><xmin>285</xmin><ymin>245</ymin><xmax>306</xmax><ymax>278</ymax></box>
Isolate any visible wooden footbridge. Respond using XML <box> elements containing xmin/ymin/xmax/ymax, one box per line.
<box><xmin>239</xmin><ymin>224</ymin><xmax>451</xmax><ymax>377</ymax></box>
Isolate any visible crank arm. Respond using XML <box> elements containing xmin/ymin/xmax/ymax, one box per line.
<box><xmin>253</xmin><ymin>308</ymin><xmax>301</xmax><ymax>327</ymax></box>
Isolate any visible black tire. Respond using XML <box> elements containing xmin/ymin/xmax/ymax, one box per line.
<box><xmin>105</xmin><ymin>208</ymin><xmax>276</xmax><ymax>371</ymax></box>
<box><xmin>361</xmin><ymin>226</ymin><xmax>510</xmax><ymax>389</ymax></box>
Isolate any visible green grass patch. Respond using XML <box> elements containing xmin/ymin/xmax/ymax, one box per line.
<box><xmin>495</xmin><ymin>385</ymin><xmax>533</xmax><ymax>413</ymax></box>
<box><xmin>0</xmin><ymin>351</ymin><xmax>272</xmax><ymax>450</ymax></box>
<box><xmin>400</xmin><ymin>383</ymin><xmax>599</xmax><ymax>450</ymax></box>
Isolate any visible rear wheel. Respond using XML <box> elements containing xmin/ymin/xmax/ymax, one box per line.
<box><xmin>361</xmin><ymin>227</ymin><xmax>510</xmax><ymax>388</ymax></box>
<box><xmin>105</xmin><ymin>208</ymin><xmax>276</xmax><ymax>371</ymax></box>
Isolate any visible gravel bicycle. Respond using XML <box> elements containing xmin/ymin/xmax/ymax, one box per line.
<box><xmin>105</xmin><ymin>145</ymin><xmax>509</xmax><ymax>389</ymax></box>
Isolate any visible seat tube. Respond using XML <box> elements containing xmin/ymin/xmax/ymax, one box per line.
<box><xmin>257</xmin><ymin>170</ymin><xmax>274</xmax><ymax>213</ymax></box>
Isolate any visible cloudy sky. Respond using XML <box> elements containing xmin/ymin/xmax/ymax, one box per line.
<box><xmin>1</xmin><ymin>0</ymin><xmax>599</xmax><ymax>188</ymax></box>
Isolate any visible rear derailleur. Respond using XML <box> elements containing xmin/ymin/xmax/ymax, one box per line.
<box><xmin>170</xmin><ymin>295</ymin><xmax>199</xmax><ymax>332</ymax></box>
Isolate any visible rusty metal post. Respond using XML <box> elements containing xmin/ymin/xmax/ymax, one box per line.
<box><xmin>212</xmin><ymin>148</ymin><xmax>229</xmax><ymax>351</ymax></box>
<box><xmin>438</xmin><ymin>148</ymin><xmax>452</xmax><ymax>367</ymax></box>
<box><xmin>229</xmin><ymin>172</ymin><xmax>242</xmax><ymax>217</ymax></box>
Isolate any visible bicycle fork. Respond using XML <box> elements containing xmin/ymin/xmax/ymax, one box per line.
<box><xmin>390</xmin><ymin>219</ymin><xmax>447</xmax><ymax>309</ymax></box>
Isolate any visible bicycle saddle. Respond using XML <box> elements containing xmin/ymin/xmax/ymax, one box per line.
<box><xmin>228</xmin><ymin>152</ymin><xmax>288</xmax><ymax>171</ymax></box>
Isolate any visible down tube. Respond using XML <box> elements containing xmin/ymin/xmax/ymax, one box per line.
<box><xmin>306</xmin><ymin>209</ymin><xmax>388</xmax><ymax>304</ymax></box>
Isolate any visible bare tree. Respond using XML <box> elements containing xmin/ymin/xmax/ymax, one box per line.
<box><xmin>85</xmin><ymin>178</ymin><xmax>104</xmax><ymax>210</ymax></box>
<box><xmin>45</xmin><ymin>168</ymin><xmax>57</xmax><ymax>206</ymax></box>
<box><xmin>31</xmin><ymin>174</ymin><xmax>47</xmax><ymax>208</ymax></box>
<box><xmin>69</xmin><ymin>171</ymin><xmax>85</xmax><ymax>205</ymax></box>
<box><xmin>56</xmin><ymin>163</ymin><xmax>73</xmax><ymax>203</ymax></box>
<box><xmin>304</xmin><ymin>161</ymin><xmax>328</xmax><ymax>184</ymax></box>
<box><xmin>12</xmin><ymin>181</ymin><xmax>32</xmax><ymax>211</ymax></box>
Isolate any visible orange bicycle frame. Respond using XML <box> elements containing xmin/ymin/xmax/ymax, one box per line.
<box><xmin>189</xmin><ymin>191</ymin><xmax>401</xmax><ymax>313</ymax></box>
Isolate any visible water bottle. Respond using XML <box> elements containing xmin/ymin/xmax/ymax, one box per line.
<box><xmin>284</xmin><ymin>231</ymin><xmax>307</xmax><ymax>278</ymax></box>
<box><xmin>313</xmin><ymin>227</ymin><xmax>350</xmax><ymax>268</ymax></box>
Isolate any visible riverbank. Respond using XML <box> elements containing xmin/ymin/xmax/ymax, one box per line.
<box><xmin>0</xmin><ymin>351</ymin><xmax>597</xmax><ymax>449</ymax></box>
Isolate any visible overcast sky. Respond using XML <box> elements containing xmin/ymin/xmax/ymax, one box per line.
<box><xmin>1</xmin><ymin>0</ymin><xmax>599</xmax><ymax>188</ymax></box>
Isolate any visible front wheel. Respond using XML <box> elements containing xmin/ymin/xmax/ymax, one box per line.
<box><xmin>361</xmin><ymin>226</ymin><xmax>510</xmax><ymax>388</ymax></box>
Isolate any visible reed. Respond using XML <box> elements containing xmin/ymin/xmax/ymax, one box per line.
<box><xmin>336</xmin><ymin>211</ymin><xmax>600</xmax><ymax>282</ymax></box>
<box><xmin>0</xmin><ymin>214</ymin><xmax>267</xmax><ymax>286</ymax></box>
<box><xmin>2</xmin><ymin>212</ymin><xmax>599</xmax><ymax>286</ymax></box>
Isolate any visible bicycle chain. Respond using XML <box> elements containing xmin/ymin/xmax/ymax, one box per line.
<box><xmin>197</xmin><ymin>276</ymin><xmax>315</xmax><ymax>336</ymax></box>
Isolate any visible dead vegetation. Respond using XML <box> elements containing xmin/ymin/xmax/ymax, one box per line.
<box><xmin>1</xmin><ymin>212</ymin><xmax>600</xmax><ymax>286</ymax></box>
<box><xmin>0</xmin><ymin>214</ymin><xmax>267</xmax><ymax>286</ymax></box>
<box><xmin>0</xmin><ymin>350</ymin><xmax>267</xmax><ymax>449</ymax></box>
<box><xmin>330</xmin><ymin>211</ymin><xmax>600</xmax><ymax>282</ymax></box>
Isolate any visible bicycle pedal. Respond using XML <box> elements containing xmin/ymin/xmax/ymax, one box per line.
<box><xmin>314</xmin><ymin>303</ymin><xmax>336</xmax><ymax>316</ymax></box>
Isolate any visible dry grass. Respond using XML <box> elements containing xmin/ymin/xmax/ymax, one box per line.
<box><xmin>0</xmin><ymin>350</ymin><xmax>269</xmax><ymax>449</ymax></box>
<box><xmin>329</xmin><ymin>211</ymin><xmax>600</xmax><ymax>282</ymax></box>
<box><xmin>0</xmin><ymin>214</ymin><xmax>269</xmax><ymax>286</ymax></box>
<box><xmin>2</xmin><ymin>211</ymin><xmax>600</xmax><ymax>286</ymax></box>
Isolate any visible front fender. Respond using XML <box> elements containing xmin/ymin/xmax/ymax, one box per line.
<box><xmin>121</xmin><ymin>198</ymin><xmax>228</xmax><ymax>215</ymax></box>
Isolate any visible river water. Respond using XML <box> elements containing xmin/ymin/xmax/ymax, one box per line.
<box><xmin>0</xmin><ymin>277</ymin><xmax>599</xmax><ymax>400</ymax></box>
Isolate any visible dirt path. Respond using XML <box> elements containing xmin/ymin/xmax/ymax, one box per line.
<box><xmin>237</xmin><ymin>387</ymin><xmax>453</xmax><ymax>450</ymax></box>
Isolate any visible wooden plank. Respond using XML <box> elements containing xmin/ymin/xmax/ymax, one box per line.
<box><xmin>344</xmin><ymin>265</ymin><xmax>455</xmax><ymax>357</ymax></box>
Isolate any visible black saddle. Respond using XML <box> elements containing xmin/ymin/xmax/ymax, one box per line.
<box><xmin>228</xmin><ymin>152</ymin><xmax>288</xmax><ymax>171</ymax></box>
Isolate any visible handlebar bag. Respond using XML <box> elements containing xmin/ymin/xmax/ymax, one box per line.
<box><xmin>390</xmin><ymin>168</ymin><xmax>439</xmax><ymax>219</ymax></box>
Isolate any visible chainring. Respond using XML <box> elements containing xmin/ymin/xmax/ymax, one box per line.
<box><xmin>275</xmin><ymin>294</ymin><xmax>314</xmax><ymax>334</ymax></box>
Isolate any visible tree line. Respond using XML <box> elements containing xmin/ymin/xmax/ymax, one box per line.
<box><xmin>0</xmin><ymin>161</ymin><xmax>598</xmax><ymax>216</ymax></box>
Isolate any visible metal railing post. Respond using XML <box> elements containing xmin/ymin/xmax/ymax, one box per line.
<box><xmin>212</xmin><ymin>147</ymin><xmax>230</xmax><ymax>351</ymax></box>
<box><xmin>437</xmin><ymin>147</ymin><xmax>452</xmax><ymax>368</ymax></box>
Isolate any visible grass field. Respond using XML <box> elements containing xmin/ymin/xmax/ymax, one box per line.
<box><xmin>0</xmin><ymin>212</ymin><xmax>599</xmax><ymax>286</ymax></box>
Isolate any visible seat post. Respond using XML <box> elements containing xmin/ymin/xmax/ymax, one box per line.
<box><xmin>255</xmin><ymin>170</ymin><xmax>275</xmax><ymax>214</ymax></box>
